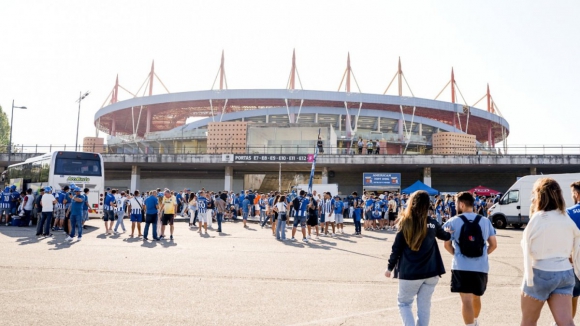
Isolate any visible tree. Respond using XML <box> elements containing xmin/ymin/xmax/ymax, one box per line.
<box><xmin>0</xmin><ymin>105</ymin><xmax>10</xmax><ymax>152</ymax></box>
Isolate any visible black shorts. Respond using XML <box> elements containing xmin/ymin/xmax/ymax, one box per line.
<box><xmin>307</xmin><ymin>214</ymin><xmax>318</xmax><ymax>226</ymax></box>
<box><xmin>451</xmin><ymin>270</ymin><xmax>488</xmax><ymax>296</ymax></box>
<box><xmin>162</xmin><ymin>214</ymin><xmax>174</xmax><ymax>226</ymax></box>
<box><xmin>388</xmin><ymin>212</ymin><xmax>397</xmax><ymax>221</ymax></box>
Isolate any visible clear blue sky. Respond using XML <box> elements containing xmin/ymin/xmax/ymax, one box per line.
<box><xmin>1</xmin><ymin>0</ymin><xmax>578</xmax><ymax>149</ymax></box>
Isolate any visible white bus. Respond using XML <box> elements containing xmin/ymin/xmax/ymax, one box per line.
<box><xmin>5</xmin><ymin>151</ymin><xmax>105</xmax><ymax>218</ymax></box>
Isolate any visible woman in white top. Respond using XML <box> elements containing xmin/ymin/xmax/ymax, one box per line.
<box><xmin>521</xmin><ymin>177</ymin><xmax>580</xmax><ymax>325</ymax></box>
<box><xmin>274</xmin><ymin>195</ymin><xmax>289</xmax><ymax>241</ymax></box>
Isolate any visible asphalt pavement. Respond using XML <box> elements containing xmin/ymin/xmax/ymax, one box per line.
<box><xmin>0</xmin><ymin>218</ymin><xmax>574</xmax><ymax>325</ymax></box>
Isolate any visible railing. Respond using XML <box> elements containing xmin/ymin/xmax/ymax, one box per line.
<box><xmin>3</xmin><ymin>144</ymin><xmax>580</xmax><ymax>156</ymax></box>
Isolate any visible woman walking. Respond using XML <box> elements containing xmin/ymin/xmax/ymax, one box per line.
<box><xmin>188</xmin><ymin>194</ymin><xmax>197</xmax><ymax>227</ymax></box>
<box><xmin>521</xmin><ymin>178</ymin><xmax>580</xmax><ymax>326</ymax></box>
<box><xmin>274</xmin><ymin>195</ymin><xmax>288</xmax><ymax>240</ymax></box>
<box><xmin>385</xmin><ymin>190</ymin><xmax>452</xmax><ymax>326</ymax></box>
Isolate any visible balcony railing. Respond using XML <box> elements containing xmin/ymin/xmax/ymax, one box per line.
<box><xmin>3</xmin><ymin>144</ymin><xmax>580</xmax><ymax>156</ymax></box>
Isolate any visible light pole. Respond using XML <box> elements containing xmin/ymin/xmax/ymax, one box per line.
<box><xmin>75</xmin><ymin>91</ymin><xmax>90</xmax><ymax>152</ymax></box>
<box><xmin>9</xmin><ymin>100</ymin><xmax>27</xmax><ymax>163</ymax></box>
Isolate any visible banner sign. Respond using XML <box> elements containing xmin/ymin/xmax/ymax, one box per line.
<box><xmin>363</xmin><ymin>173</ymin><xmax>401</xmax><ymax>186</ymax></box>
<box><xmin>234</xmin><ymin>154</ymin><xmax>314</xmax><ymax>163</ymax></box>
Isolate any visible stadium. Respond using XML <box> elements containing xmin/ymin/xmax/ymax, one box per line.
<box><xmin>94</xmin><ymin>52</ymin><xmax>510</xmax><ymax>156</ymax></box>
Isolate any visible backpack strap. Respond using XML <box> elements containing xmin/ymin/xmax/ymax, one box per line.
<box><xmin>458</xmin><ymin>214</ymin><xmax>468</xmax><ymax>224</ymax></box>
<box><xmin>473</xmin><ymin>214</ymin><xmax>483</xmax><ymax>224</ymax></box>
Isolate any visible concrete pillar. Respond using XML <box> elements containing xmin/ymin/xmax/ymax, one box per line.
<box><xmin>225</xmin><ymin>166</ymin><xmax>234</xmax><ymax>191</ymax></box>
<box><xmin>111</xmin><ymin>120</ymin><xmax>116</xmax><ymax>136</ymax></box>
<box><xmin>130</xmin><ymin>165</ymin><xmax>141</xmax><ymax>192</ymax></box>
<box><xmin>529</xmin><ymin>167</ymin><xmax>537</xmax><ymax>175</ymax></box>
<box><xmin>419</xmin><ymin>123</ymin><xmax>423</xmax><ymax>136</ymax></box>
<box><xmin>146</xmin><ymin>108</ymin><xmax>151</xmax><ymax>134</ymax></box>
<box><xmin>376</xmin><ymin>117</ymin><xmax>381</xmax><ymax>131</ymax></box>
<box><xmin>423</xmin><ymin>167</ymin><xmax>432</xmax><ymax>187</ymax></box>
<box><xmin>321</xmin><ymin>167</ymin><xmax>329</xmax><ymax>184</ymax></box>
<box><xmin>398</xmin><ymin>119</ymin><xmax>404</xmax><ymax>141</ymax></box>
<box><xmin>338</xmin><ymin>114</ymin><xmax>342</xmax><ymax>132</ymax></box>
<box><xmin>315</xmin><ymin>113</ymin><xmax>319</xmax><ymax>123</ymax></box>
<box><xmin>265</xmin><ymin>114</ymin><xmax>269</xmax><ymax>123</ymax></box>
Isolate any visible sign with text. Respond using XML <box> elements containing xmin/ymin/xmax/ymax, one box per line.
<box><xmin>363</xmin><ymin>173</ymin><xmax>401</xmax><ymax>186</ymax></box>
<box><xmin>234</xmin><ymin>154</ymin><xmax>314</xmax><ymax>163</ymax></box>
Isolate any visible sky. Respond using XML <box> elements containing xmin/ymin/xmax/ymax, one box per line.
<box><xmin>1</xmin><ymin>0</ymin><xmax>579</xmax><ymax>152</ymax></box>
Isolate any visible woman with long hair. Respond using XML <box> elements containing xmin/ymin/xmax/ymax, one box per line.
<box><xmin>385</xmin><ymin>190</ymin><xmax>451</xmax><ymax>326</ymax></box>
<box><xmin>521</xmin><ymin>178</ymin><xmax>580</xmax><ymax>326</ymax></box>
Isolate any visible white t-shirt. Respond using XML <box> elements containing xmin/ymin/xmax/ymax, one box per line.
<box><xmin>23</xmin><ymin>194</ymin><xmax>34</xmax><ymax>210</ymax></box>
<box><xmin>41</xmin><ymin>194</ymin><xmax>56</xmax><ymax>212</ymax></box>
<box><xmin>275</xmin><ymin>202</ymin><xmax>286</xmax><ymax>213</ymax></box>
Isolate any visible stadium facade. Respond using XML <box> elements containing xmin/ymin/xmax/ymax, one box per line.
<box><xmin>94</xmin><ymin>52</ymin><xmax>510</xmax><ymax>156</ymax></box>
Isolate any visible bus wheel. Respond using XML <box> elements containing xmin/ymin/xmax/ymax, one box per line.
<box><xmin>512</xmin><ymin>223</ymin><xmax>523</xmax><ymax>229</ymax></box>
<box><xmin>494</xmin><ymin>216</ymin><xmax>507</xmax><ymax>229</ymax></box>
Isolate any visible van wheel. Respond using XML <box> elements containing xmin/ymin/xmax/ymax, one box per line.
<box><xmin>512</xmin><ymin>223</ymin><xmax>523</xmax><ymax>229</ymax></box>
<box><xmin>494</xmin><ymin>216</ymin><xmax>507</xmax><ymax>229</ymax></box>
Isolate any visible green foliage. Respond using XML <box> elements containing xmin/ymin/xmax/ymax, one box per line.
<box><xmin>0</xmin><ymin>105</ymin><xmax>10</xmax><ymax>151</ymax></box>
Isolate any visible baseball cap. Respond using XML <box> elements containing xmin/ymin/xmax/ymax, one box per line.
<box><xmin>44</xmin><ymin>187</ymin><xmax>51</xmax><ymax>192</ymax></box>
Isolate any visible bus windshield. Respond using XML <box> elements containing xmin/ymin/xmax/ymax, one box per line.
<box><xmin>54</xmin><ymin>158</ymin><xmax>102</xmax><ymax>176</ymax></box>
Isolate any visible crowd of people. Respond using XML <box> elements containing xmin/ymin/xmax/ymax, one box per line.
<box><xmin>4</xmin><ymin>179</ymin><xmax>580</xmax><ymax>325</ymax></box>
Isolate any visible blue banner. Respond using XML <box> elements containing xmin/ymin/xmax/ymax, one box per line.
<box><xmin>307</xmin><ymin>129</ymin><xmax>321</xmax><ymax>194</ymax></box>
<box><xmin>363</xmin><ymin>173</ymin><xmax>401</xmax><ymax>187</ymax></box>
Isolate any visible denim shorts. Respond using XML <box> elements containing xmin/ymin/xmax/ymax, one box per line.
<box><xmin>522</xmin><ymin>268</ymin><xmax>574</xmax><ymax>301</ymax></box>
<box><xmin>293</xmin><ymin>215</ymin><xmax>306</xmax><ymax>228</ymax></box>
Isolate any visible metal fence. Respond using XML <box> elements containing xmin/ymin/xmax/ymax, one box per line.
<box><xmin>4</xmin><ymin>144</ymin><xmax>580</xmax><ymax>156</ymax></box>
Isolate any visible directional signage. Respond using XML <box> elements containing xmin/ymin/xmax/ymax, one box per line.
<box><xmin>363</xmin><ymin>173</ymin><xmax>401</xmax><ymax>186</ymax></box>
<box><xmin>234</xmin><ymin>154</ymin><xmax>314</xmax><ymax>162</ymax></box>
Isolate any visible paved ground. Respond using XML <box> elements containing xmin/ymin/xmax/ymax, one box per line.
<box><xmin>0</xmin><ymin>219</ymin><xmax>574</xmax><ymax>326</ymax></box>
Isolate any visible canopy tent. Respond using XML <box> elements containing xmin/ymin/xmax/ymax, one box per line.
<box><xmin>468</xmin><ymin>185</ymin><xmax>500</xmax><ymax>197</ymax></box>
<box><xmin>401</xmin><ymin>181</ymin><xmax>439</xmax><ymax>196</ymax></box>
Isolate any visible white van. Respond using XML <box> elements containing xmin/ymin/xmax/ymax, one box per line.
<box><xmin>488</xmin><ymin>173</ymin><xmax>580</xmax><ymax>229</ymax></box>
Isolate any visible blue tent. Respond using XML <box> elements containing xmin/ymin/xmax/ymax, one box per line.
<box><xmin>401</xmin><ymin>180</ymin><xmax>439</xmax><ymax>196</ymax></box>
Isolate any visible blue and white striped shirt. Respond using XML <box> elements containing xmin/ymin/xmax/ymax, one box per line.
<box><xmin>128</xmin><ymin>197</ymin><xmax>143</xmax><ymax>214</ymax></box>
<box><xmin>197</xmin><ymin>197</ymin><xmax>207</xmax><ymax>214</ymax></box>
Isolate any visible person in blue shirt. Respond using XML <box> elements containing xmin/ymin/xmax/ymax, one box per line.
<box><xmin>443</xmin><ymin>192</ymin><xmax>497</xmax><ymax>326</ymax></box>
<box><xmin>143</xmin><ymin>190</ymin><xmax>160</xmax><ymax>240</ymax></box>
<box><xmin>333</xmin><ymin>196</ymin><xmax>344</xmax><ymax>233</ymax></box>
<box><xmin>197</xmin><ymin>191</ymin><xmax>209</xmax><ymax>234</ymax></box>
<box><xmin>241</xmin><ymin>196</ymin><xmax>250</xmax><ymax>228</ymax></box>
<box><xmin>65</xmin><ymin>187</ymin><xmax>86</xmax><ymax>241</ymax></box>
<box><xmin>176</xmin><ymin>191</ymin><xmax>183</xmax><ymax>216</ymax></box>
<box><xmin>364</xmin><ymin>195</ymin><xmax>374</xmax><ymax>231</ymax></box>
<box><xmin>246</xmin><ymin>190</ymin><xmax>256</xmax><ymax>217</ymax></box>
<box><xmin>290</xmin><ymin>190</ymin><xmax>309</xmax><ymax>242</ymax></box>
<box><xmin>371</xmin><ymin>197</ymin><xmax>383</xmax><ymax>230</ymax></box>
<box><xmin>81</xmin><ymin>188</ymin><xmax>90</xmax><ymax>228</ymax></box>
<box><xmin>10</xmin><ymin>185</ymin><xmax>20</xmax><ymax>216</ymax></box>
<box><xmin>567</xmin><ymin>181</ymin><xmax>580</xmax><ymax>317</ymax></box>
<box><xmin>1</xmin><ymin>187</ymin><xmax>12</xmax><ymax>226</ymax></box>
<box><xmin>352</xmin><ymin>192</ymin><xmax>363</xmax><ymax>235</ymax></box>
<box><xmin>103</xmin><ymin>190</ymin><xmax>116</xmax><ymax>235</ymax></box>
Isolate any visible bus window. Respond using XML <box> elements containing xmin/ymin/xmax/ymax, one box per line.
<box><xmin>54</xmin><ymin>158</ymin><xmax>102</xmax><ymax>177</ymax></box>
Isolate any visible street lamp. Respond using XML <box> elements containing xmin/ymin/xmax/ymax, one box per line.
<box><xmin>75</xmin><ymin>91</ymin><xmax>90</xmax><ymax>152</ymax></box>
<box><xmin>8</xmin><ymin>100</ymin><xmax>27</xmax><ymax>163</ymax></box>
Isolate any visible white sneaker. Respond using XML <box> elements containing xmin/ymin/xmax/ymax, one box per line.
<box><xmin>302</xmin><ymin>238</ymin><xmax>309</xmax><ymax>243</ymax></box>
<box><xmin>291</xmin><ymin>237</ymin><xmax>296</xmax><ymax>241</ymax></box>
<box><xmin>315</xmin><ymin>236</ymin><xmax>319</xmax><ymax>240</ymax></box>
<box><xmin>65</xmin><ymin>236</ymin><xmax>74</xmax><ymax>242</ymax></box>
<box><xmin>77</xmin><ymin>237</ymin><xmax>82</xmax><ymax>241</ymax></box>
<box><xmin>332</xmin><ymin>233</ymin><xmax>336</xmax><ymax>237</ymax></box>
<box><xmin>306</xmin><ymin>235</ymin><xmax>311</xmax><ymax>240</ymax></box>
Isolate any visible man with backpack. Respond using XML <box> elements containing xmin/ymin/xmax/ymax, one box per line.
<box><xmin>443</xmin><ymin>192</ymin><xmax>497</xmax><ymax>326</ymax></box>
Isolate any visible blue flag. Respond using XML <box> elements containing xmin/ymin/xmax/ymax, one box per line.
<box><xmin>307</xmin><ymin>129</ymin><xmax>321</xmax><ymax>194</ymax></box>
